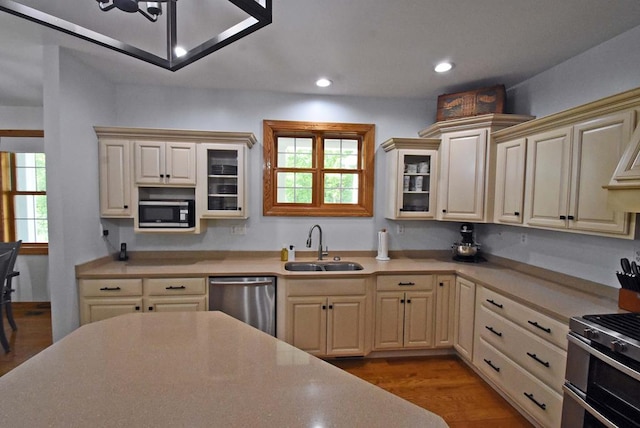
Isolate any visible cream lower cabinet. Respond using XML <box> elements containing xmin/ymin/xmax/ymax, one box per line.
<box><xmin>374</xmin><ymin>274</ymin><xmax>435</xmax><ymax>350</ymax></box>
<box><xmin>143</xmin><ymin>277</ymin><xmax>207</xmax><ymax>312</ymax></box>
<box><xmin>79</xmin><ymin>279</ymin><xmax>143</xmax><ymax>325</ymax></box>
<box><xmin>284</xmin><ymin>277</ymin><xmax>369</xmax><ymax>357</ymax></box>
<box><xmin>434</xmin><ymin>275</ymin><xmax>455</xmax><ymax>348</ymax></box>
<box><xmin>473</xmin><ymin>285</ymin><xmax>568</xmax><ymax>428</ymax></box>
<box><xmin>79</xmin><ymin>277</ymin><xmax>207</xmax><ymax>325</ymax></box>
<box><xmin>454</xmin><ymin>277</ymin><xmax>475</xmax><ymax>361</ymax></box>
<box><xmin>523</xmin><ymin>111</ymin><xmax>635</xmax><ymax>237</ymax></box>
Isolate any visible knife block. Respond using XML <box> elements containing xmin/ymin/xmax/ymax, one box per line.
<box><xmin>619</xmin><ymin>288</ymin><xmax>640</xmax><ymax>312</ymax></box>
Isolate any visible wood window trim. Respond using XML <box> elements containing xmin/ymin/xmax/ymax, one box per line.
<box><xmin>0</xmin><ymin>141</ymin><xmax>49</xmax><ymax>255</ymax></box>
<box><xmin>263</xmin><ymin>120</ymin><xmax>375</xmax><ymax>217</ymax></box>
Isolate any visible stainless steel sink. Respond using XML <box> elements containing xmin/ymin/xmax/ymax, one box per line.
<box><xmin>284</xmin><ymin>261</ymin><xmax>364</xmax><ymax>272</ymax></box>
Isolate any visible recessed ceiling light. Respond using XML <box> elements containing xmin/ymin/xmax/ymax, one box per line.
<box><xmin>174</xmin><ymin>46</ymin><xmax>187</xmax><ymax>58</ymax></box>
<box><xmin>434</xmin><ymin>62</ymin><xmax>454</xmax><ymax>73</ymax></box>
<box><xmin>316</xmin><ymin>78</ymin><xmax>332</xmax><ymax>88</ymax></box>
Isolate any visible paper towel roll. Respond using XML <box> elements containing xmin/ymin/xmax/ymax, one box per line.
<box><xmin>376</xmin><ymin>229</ymin><xmax>390</xmax><ymax>261</ymax></box>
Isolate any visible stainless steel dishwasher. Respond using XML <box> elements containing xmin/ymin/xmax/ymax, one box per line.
<box><xmin>208</xmin><ymin>276</ymin><xmax>276</xmax><ymax>336</ymax></box>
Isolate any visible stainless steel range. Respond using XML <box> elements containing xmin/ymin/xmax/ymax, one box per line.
<box><xmin>562</xmin><ymin>313</ymin><xmax>640</xmax><ymax>427</ymax></box>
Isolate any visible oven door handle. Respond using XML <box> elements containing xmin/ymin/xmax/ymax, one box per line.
<box><xmin>567</xmin><ymin>333</ymin><xmax>640</xmax><ymax>381</ymax></box>
<box><xmin>563</xmin><ymin>383</ymin><xmax>618</xmax><ymax>428</ymax></box>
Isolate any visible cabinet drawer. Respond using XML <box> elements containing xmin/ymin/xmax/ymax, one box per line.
<box><xmin>376</xmin><ymin>274</ymin><xmax>433</xmax><ymax>291</ymax></box>
<box><xmin>144</xmin><ymin>277</ymin><xmax>206</xmax><ymax>296</ymax></box>
<box><xmin>479</xmin><ymin>286</ymin><xmax>569</xmax><ymax>350</ymax></box>
<box><xmin>475</xmin><ymin>337</ymin><xmax>563</xmax><ymax>428</ymax></box>
<box><xmin>79</xmin><ymin>279</ymin><xmax>142</xmax><ymax>297</ymax></box>
<box><xmin>477</xmin><ymin>305</ymin><xmax>566</xmax><ymax>393</ymax></box>
<box><xmin>287</xmin><ymin>278</ymin><xmax>367</xmax><ymax>296</ymax></box>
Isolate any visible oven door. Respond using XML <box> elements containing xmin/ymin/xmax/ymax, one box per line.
<box><xmin>562</xmin><ymin>333</ymin><xmax>640</xmax><ymax>428</ymax></box>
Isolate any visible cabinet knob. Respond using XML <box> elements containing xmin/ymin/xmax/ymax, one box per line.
<box><xmin>407</xmin><ymin>299</ymin><xmax>412</xmax><ymax>304</ymax></box>
<box><xmin>123</xmin><ymin>205</ymin><xmax>129</xmax><ymax>209</ymax></box>
<box><xmin>135</xmin><ymin>306</ymin><xmax>140</xmax><ymax>311</ymax></box>
<box><xmin>442</xmin><ymin>209</ymin><xmax>447</xmax><ymax>213</ymax></box>
<box><xmin>559</xmin><ymin>215</ymin><xmax>566</xmax><ymax>220</ymax></box>
<box><xmin>439</xmin><ymin>282</ymin><xmax>444</xmax><ymax>287</ymax></box>
<box><xmin>322</xmin><ymin>305</ymin><xmax>327</xmax><ymax>310</ymax></box>
<box><xmin>166</xmin><ymin>174</ymin><xmax>171</xmax><ymax>178</ymax></box>
<box><xmin>400</xmin><ymin>299</ymin><xmax>405</xmax><ymax>304</ymax></box>
<box><xmin>328</xmin><ymin>304</ymin><xmax>333</xmax><ymax>310</ymax></box>
<box><xmin>148</xmin><ymin>306</ymin><xmax>154</xmax><ymax>311</ymax></box>
<box><xmin>160</xmin><ymin>174</ymin><xmax>165</xmax><ymax>178</ymax></box>
<box><xmin>567</xmin><ymin>215</ymin><xmax>575</xmax><ymax>220</ymax></box>
<box><xmin>514</xmin><ymin>212</ymin><xmax>520</xmax><ymax>216</ymax></box>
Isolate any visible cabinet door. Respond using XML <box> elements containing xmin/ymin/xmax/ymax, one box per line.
<box><xmin>80</xmin><ymin>298</ymin><xmax>143</xmax><ymax>325</ymax></box>
<box><xmin>434</xmin><ymin>275</ymin><xmax>455</xmax><ymax>348</ymax></box>
<box><xmin>99</xmin><ymin>140</ymin><xmax>132</xmax><ymax>217</ymax></box>
<box><xmin>494</xmin><ymin>138</ymin><xmax>526</xmax><ymax>224</ymax></box>
<box><xmin>374</xmin><ymin>292</ymin><xmax>404</xmax><ymax>349</ymax></box>
<box><xmin>287</xmin><ymin>297</ymin><xmax>327</xmax><ymax>356</ymax></box>
<box><xmin>198</xmin><ymin>144</ymin><xmax>247</xmax><ymax>218</ymax></box>
<box><xmin>134</xmin><ymin>141</ymin><xmax>165</xmax><ymax>184</ymax></box>
<box><xmin>165</xmin><ymin>142</ymin><xmax>196</xmax><ymax>185</ymax></box>
<box><xmin>326</xmin><ymin>296</ymin><xmax>366</xmax><ymax>356</ymax></box>
<box><xmin>404</xmin><ymin>291</ymin><xmax>434</xmax><ymax>348</ymax></box>
<box><xmin>454</xmin><ymin>277</ymin><xmax>476</xmax><ymax>361</ymax></box>
<box><xmin>569</xmin><ymin>112</ymin><xmax>633</xmax><ymax>234</ymax></box>
<box><xmin>524</xmin><ymin>127</ymin><xmax>572</xmax><ymax>229</ymax></box>
<box><xmin>390</xmin><ymin>150</ymin><xmax>437</xmax><ymax>219</ymax></box>
<box><xmin>438</xmin><ymin>129</ymin><xmax>488</xmax><ymax>221</ymax></box>
<box><xmin>146</xmin><ymin>296</ymin><xmax>206</xmax><ymax>312</ymax></box>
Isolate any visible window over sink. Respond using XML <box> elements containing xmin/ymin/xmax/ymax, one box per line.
<box><xmin>263</xmin><ymin>120</ymin><xmax>375</xmax><ymax>217</ymax></box>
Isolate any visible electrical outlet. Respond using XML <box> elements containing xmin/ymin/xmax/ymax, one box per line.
<box><xmin>231</xmin><ymin>225</ymin><xmax>246</xmax><ymax>235</ymax></box>
<box><xmin>520</xmin><ymin>233</ymin><xmax>527</xmax><ymax>244</ymax></box>
<box><xmin>397</xmin><ymin>224</ymin><xmax>405</xmax><ymax>235</ymax></box>
<box><xmin>99</xmin><ymin>223</ymin><xmax>108</xmax><ymax>238</ymax></box>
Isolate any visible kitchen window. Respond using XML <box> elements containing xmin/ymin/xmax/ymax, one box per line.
<box><xmin>1</xmin><ymin>152</ymin><xmax>48</xmax><ymax>254</ymax></box>
<box><xmin>263</xmin><ymin>120</ymin><xmax>375</xmax><ymax>216</ymax></box>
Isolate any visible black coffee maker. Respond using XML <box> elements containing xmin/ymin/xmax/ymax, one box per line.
<box><xmin>452</xmin><ymin>223</ymin><xmax>484</xmax><ymax>262</ymax></box>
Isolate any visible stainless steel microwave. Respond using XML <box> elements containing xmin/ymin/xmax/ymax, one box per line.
<box><xmin>138</xmin><ymin>200</ymin><xmax>195</xmax><ymax>228</ymax></box>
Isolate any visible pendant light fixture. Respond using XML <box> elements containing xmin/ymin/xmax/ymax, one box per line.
<box><xmin>0</xmin><ymin>0</ymin><xmax>272</xmax><ymax>71</ymax></box>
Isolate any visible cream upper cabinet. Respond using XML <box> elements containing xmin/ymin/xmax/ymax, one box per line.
<box><xmin>134</xmin><ymin>141</ymin><xmax>197</xmax><ymax>186</ymax></box>
<box><xmin>524</xmin><ymin>112</ymin><xmax>635</xmax><ymax>236</ymax></box>
<box><xmin>98</xmin><ymin>139</ymin><xmax>132</xmax><ymax>217</ymax></box>
<box><xmin>197</xmin><ymin>143</ymin><xmax>249</xmax><ymax>219</ymax></box>
<box><xmin>419</xmin><ymin>114</ymin><xmax>533</xmax><ymax>223</ymax></box>
<box><xmin>438</xmin><ymin>128</ymin><xmax>488</xmax><ymax>221</ymax></box>
<box><xmin>381</xmin><ymin>138</ymin><xmax>439</xmax><ymax>220</ymax></box>
<box><xmin>493</xmin><ymin>138</ymin><xmax>526</xmax><ymax>224</ymax></box>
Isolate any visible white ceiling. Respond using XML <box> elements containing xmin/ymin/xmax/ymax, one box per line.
<box><xmin>1</xmin><ymin>0</ymin><xmax>640</xmax><ymax>107</ymax></box>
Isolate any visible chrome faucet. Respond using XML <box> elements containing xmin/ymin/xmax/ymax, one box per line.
<box><xmin>306</xmin><ymin>224</ymin><xmax>329</xmax><ymax>260</ymax></box>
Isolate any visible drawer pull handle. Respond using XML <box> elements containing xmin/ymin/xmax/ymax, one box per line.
<box><xmin>524</xmin><ymin>392</ymin><xmax>547</xmax><ymax>410</ymax></box>
<box><xmin>485</xmin><ymin>326</ymin><xmax>503</xmax><ymax>337</ymax></box>
<box><xmin>486</xmin><ymin>299</ymin><xmax>503</xmax><ymax>308</ymax></box>
<box><xmin>166</xmin><ymin>285</ymin><xmax>186</xmax><ymax>290</ymax></box>
<box><xmin>483</xmin><ymin>358</ymin><xmax>500</xmax><ymax>372</ymax></box>
<box><xmin>100</xmin><ymin>286</ymin><xmax>121</xmax><ymax>291</ymax></box>
<box><xmin>527</xmin><ymin>320</ymin><xmax>551</xmax><ymax>334</ymax></box>
<box><xmin>526</xmin><ymin>352</ymin><xmax>550</xmax><ymax>367</ymax></box>
<box><xmin>398</xmin><ymin>282</ymin><xmax>415</xmax><ymax>286</ymax></box>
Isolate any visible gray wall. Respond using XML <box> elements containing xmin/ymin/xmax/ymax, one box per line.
<box><xmin>39</xmin><ymin>23</ymin><xmax>640</xmax><ymax>340</ymax></box>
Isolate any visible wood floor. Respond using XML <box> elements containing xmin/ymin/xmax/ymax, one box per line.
<box><xmin>329</xmin><ymin>356</ymin><xmax>533</xmax><ymax>427</ymax></box>
<box><xmin>1</xmin><ymin>305</ymin><xmax>532</xmax><ymax>427</ymax></box>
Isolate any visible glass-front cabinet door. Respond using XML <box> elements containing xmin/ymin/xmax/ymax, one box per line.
<box><xmin>197</xmin><ymin>143</ymin><xmax>247</xmax><ymax>219</ymax></box>
<box><xmin>382</xmin><ymin>138</ymin><xmax>439</xmax><ymax>220</ymax></box>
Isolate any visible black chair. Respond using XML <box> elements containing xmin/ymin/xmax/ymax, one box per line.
<box><xmin>0</xmin><ymin>248</ymin><xmax>17</xmax><ymax>353</ymax></box>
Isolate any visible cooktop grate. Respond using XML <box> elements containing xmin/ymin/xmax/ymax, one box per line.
<box><xmin>584</xmin><ymin>313</ymin><xmax>640</xmax><ymax>342</ymax></box>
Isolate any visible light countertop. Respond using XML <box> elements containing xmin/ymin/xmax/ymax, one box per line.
<box><xmin>0</xmin><ymin>311</ymin><xmax>448</xmax><ymax>427</ymax></box>
<box><xmin>76</xmin><ymin>252</ymin><xmax>621</xmax><ymax>322</ymax></box>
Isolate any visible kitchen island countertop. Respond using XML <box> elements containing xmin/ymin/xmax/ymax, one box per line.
<box><xmin>0</xmin><ymin>311</ymin><xmax>448</xmax><ymax>427</ymax></box>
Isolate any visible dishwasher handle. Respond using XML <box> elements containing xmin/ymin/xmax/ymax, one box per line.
<box><xmin>209</xmin><ymin>280</ymin><xmax>274</xmax><ymax>287</ymax></box>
